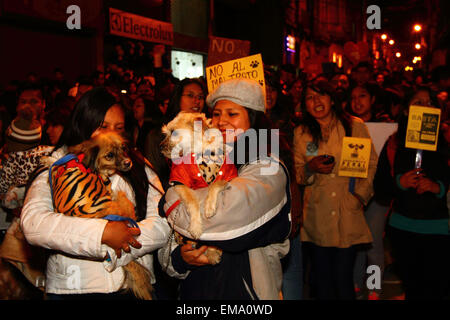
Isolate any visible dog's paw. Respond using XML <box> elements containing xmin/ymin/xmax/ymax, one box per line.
<box><xmin>188</xmin><ymin>222</ymin><xmax>203</xmax><ymax>240</ymax></box>
<box><xmin>204</xmin><ymin>180</ymin><xmax>227</xmax><ymax>218</ymax></box>
<box><xmin>204</xmin><ymin>199</ymin><xmax>217</xmax><ymax>219</ymax></box>
<box><xmin>205</xmin><ymin>248</ymin><xmax>222</xmax><ymax>265</ymax></box>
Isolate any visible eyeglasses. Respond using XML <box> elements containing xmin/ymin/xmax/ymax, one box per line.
<box><xmin>182</xmin><ymin>93</ymin><xmax>205</xmax><ymax>101</ymax></box>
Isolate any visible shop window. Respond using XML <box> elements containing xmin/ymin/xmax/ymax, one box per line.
<box><xmin>171</xmin><ymin>50</ymin><xmax>204</xmax><ymax>80</ymax></box>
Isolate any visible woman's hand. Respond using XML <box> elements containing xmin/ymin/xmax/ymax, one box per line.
<box><xmin>101</xmin><ymin>221</ymin><xmax>142</xmax><ymax>258</ymax></box>
<box><xmin>180</xmin><ymin>243</ymin><xmax>210</xmax><ymax>266</ymax></box>
<box><xmin>307</xmin><ymin>155</ymin><xmax>335</xmax><ymax>174</ymax></box>
<box><xmin>399</xmin><ymin>169</ymin><xmax>423</xmax><ymax>189</ymax></box>
<box><xmin>416</xmin><ymin>176</ymin><xmax>441</xmax><ymax>194</ymax></box>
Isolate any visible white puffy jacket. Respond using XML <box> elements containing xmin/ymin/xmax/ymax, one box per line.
<box><xmin>21</xmin><ymin>147</ymin><xmax>171</xmax><ymax>294</ymax></box>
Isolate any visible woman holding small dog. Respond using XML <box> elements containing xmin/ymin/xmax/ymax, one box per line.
<box><xmin>158</xmin><ymin>79</ymin><xmax>292</xmax><ymax>300</ymax></box>
<box><xmin>21</xmin><ymin>87</ymin><xmax>170</xmax><ymax>299</ymax></box>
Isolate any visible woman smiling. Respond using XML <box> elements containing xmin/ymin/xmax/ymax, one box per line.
<box><xmin>293</xmin><ymin>80</ymin><xmax>378</xmax><ymax>299</ymax></box>
<box><xmin>158</xmin><ymin>79</ymin><xmax>291</xmax><ymax>300</ymax></box>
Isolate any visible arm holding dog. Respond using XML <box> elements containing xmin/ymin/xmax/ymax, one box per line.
<box><xmin>157</xmin><ymin>234</ymin><xmax>210</xmax><ymax>279</ymax></box>
<box><xmin>22</xmin><ymin>164</ymin><xmax>168</xmax><ymax>262</ymax></box>
<box><xmin>101</xmin><ymin>220</ymin><xmax>141</xmax><ymax>258</ymax></box>
<box><xmin>163</xmin><ymin>157</ymin><xmax>291</xmax><ymax>252</ymax></box>
<box><xmin>21</xmin><ymin>169</ymin><xmax>112</xmax><ymax>259</ymax></box>
<box><xmin>101</xmin><ymin>166</ymin><xmax>171</xmax><ymax>270</ymax></box>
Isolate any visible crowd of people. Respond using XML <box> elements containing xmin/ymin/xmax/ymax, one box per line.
<box><xmin>0</xmin><ymin>42</ymin><xmax>449</xmax><ymax>300</ymax></box>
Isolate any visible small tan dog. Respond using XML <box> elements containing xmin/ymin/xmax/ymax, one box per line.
<box><xmin>42</xmin><ymin>131</ymin><xmax>153</xmax><ymax>299</ymax></box>
<box><xmin>161</xmin><ymin>112</ymin><xmax>238</xmax><ymax>264</ymax></box>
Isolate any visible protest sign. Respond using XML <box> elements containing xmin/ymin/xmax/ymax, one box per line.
<box><xmin>205</xmin><ymin>54</ymin><xmax>265</xmax><ymax>94</ymax></box>
<box><xmin>207</xmin><ymin>36</ymin><xmax>251</xmax><ymax>66</ymax></box>
<box><xmin>405</xmin><ymin>105</ymin><xmax>441</xmax><ymax>151</ymax></box>
<box><xmin>338</xmin><ymin>137</ymin><xmax>372</xmax><ymax>178</ymax></box>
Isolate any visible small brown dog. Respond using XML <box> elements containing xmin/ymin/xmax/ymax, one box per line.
<box><xmin>161</xmin><ymin>112</ymin><xmax>238</xmax><ymax>265</ymax></box>
<box><xmin>42</xmin><ymin>131</ymin><xmax>153</xmax><ymax>299</ymax></box>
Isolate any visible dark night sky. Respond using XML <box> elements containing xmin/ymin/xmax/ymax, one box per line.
<box><xmin>372</xmin><ymin>0</ymin><xmax>428</xmax><ymax>41</ymax></box>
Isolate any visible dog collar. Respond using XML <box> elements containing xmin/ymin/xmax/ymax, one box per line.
<box><xmin>53</xmin><ymin>153</ymin><xmax>92</xmax><ymax>181</ymax></box>
<box><xmin>48</xmin><ymin>153</ymin><xmax>92</xmax><ymax>201</ymax></box>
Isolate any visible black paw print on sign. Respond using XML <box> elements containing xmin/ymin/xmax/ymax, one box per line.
<box><xmin>250</xmin><ymin>61</ymin><xmax>259</xmax><ymax>68</ymax></box>
<box><xmin>258</xmin><ymin>80</ymin><xmax>264</xmax><ymax>86</ymax></box>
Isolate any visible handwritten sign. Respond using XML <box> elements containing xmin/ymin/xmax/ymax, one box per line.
<box><xmin>205</xmin><ymin>54</ymin><xmax>265</xmax><ymax>94</ymax></box>
<box><xmin>109</xmin><ymin>8</ymin><xmax>174</xmax><ymax>45</ymax></box>
<box><xmin>405</xmin><ymin>105</ymin><xmax>441</xmax><ymax>151</ymax></box>
<box><xmin>338</xmin><ymin>137</ymin><xmax>372</xmax><ymax>178</ymax></box>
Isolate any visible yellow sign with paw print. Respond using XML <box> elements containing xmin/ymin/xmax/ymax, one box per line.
<box><xmin>338</xmin><ymin>137</ymin><xmax>372</xmax><ymax>178</ymax></box>
<box><xmin>206</xmin><ymin>54</ymin><xmax>265</xmax><ymax>94</ymax></box>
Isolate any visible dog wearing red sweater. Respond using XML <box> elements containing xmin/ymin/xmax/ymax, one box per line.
<box><xmin>161</xmin><ymin>112</ymin><xmax>237</xmax><ymax>264</ymax></box>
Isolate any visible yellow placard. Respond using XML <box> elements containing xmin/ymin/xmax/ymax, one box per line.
<box><xmin>205</xmin><ymin>54</ymin><xmax>265</xmax><ymax>94</ymax></box>
<box><xmin>338</xmin><ymin>137</ymin><xmax>372</xmax><ymax>178</ymax></box>
<box><xmin>405</xmin><ymin>105</ymin><xmax>441</xmax><ymax>151</ymax></box>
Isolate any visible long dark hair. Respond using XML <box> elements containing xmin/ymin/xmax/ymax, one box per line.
<box><xmin>55</xmin><ymin>87</ymin><xmax>150</xmax><ymax>221</ymax></box>
<box><xmin>56</xmin><ymin>87</ymin><xmax>116</xmax><ymax>149</ymax></box>
<box><xmin>163</xmin><ymin>77</ymin><xmax>208</xmax><ymax>123</ymax></box>
<box><xmin>229</xmin><ymin>109</ymin><xmax>293</xmax><ymax>173</ymax></box>
<box><xmin>300</xmin><ymin>80</ymin><xmax>352</xmax><ymax>145</ymax></box>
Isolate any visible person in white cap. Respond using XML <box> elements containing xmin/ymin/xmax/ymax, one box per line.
<box><xmin>158</xmin><ymin>78</ymin><xmax>292</xmax><ymax>300</ymax></box>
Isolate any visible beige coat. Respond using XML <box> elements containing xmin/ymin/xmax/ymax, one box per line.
<box><xmin>293</xmin><ymin>116</ymin><xmax>377</xmax><ymax>248</ymax></box>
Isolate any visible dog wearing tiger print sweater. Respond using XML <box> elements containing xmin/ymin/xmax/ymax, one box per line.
<box><xmin>41</xmin><ymin>131</ymin><xmax>153</xmax><ymax>300</ymax></box>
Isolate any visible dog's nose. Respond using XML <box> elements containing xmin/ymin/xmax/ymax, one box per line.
<box><xmin>123</xmin><ymin>159</ymin><xmax>132</xmax><ymax>169</ymax></box>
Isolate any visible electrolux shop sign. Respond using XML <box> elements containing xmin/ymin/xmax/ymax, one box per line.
<box><xmin>109</xmin><ymin>8</ymin><xmax>173</xmax><ymax>45</ymax></box>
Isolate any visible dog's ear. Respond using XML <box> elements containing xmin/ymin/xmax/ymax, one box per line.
<box><xmin>68</xmin><ymin>140</ymin><xmax>88</xmax><ymax>156</ymax></box>
<box><xmin>68</xmin><ymin>139</ymin><xmax>98</xmax><ymax>171</ymax></box>
<box><xmin>161</xmin><ymin>124</ymin><xmax>171</xmax><ymax>137</ymax></box>
<box><xmin>82</xmin><ymin>145</ymin><xmax>100</xmax><ymax>172</ymax></box>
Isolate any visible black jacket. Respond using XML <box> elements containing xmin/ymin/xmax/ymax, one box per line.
<box><xmin>374</xmin><ymin>134</ymin><xmax>449</xmax><ymax>220</ymax></box>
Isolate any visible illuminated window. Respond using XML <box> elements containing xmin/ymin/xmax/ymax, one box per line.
<box><xmin>171</xmin><ymin>50</ymin><xmax>204</xmax><ymax>80</ymax></box>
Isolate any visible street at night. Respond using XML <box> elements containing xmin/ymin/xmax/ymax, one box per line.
<box><xmin>0</xmin><ymin>0</ymin><xmax>449</xmax><ymax>306</ymax></box>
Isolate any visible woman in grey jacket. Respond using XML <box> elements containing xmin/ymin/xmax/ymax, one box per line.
<box><xmin>21</xmin><ymin>87</ymin><xmax>170</xmax><ymax>299</ymax></box>
<box><xmin>158</xmin><ymin>79</ymin><xmax>292</xmax><ymax>300</ymax></box>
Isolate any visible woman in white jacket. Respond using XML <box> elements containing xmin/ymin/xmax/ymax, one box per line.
<box><xmin>21</xmin><ymin>87</ymin><xmax>170</xmax><ymax>299</ymax></box>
